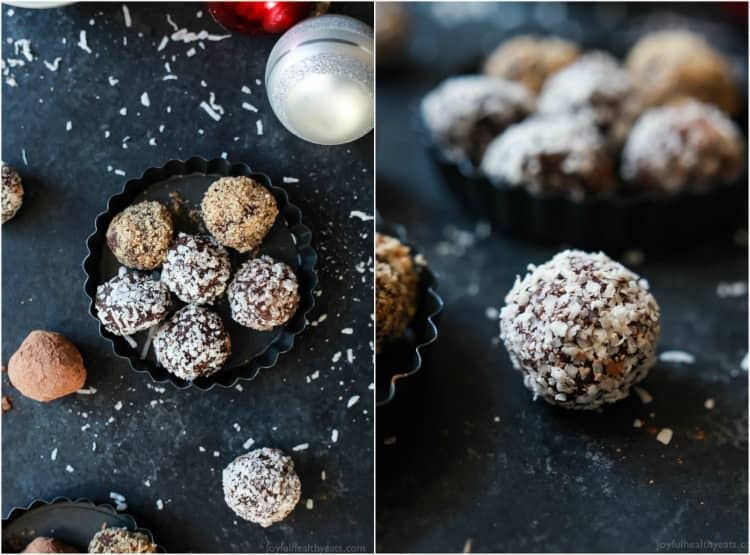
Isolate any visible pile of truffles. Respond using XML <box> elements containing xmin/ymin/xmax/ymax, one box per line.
<box><xmin>500</xmin><ymin>250</ymin><xmax>660</xmax><ymax>410</ymax></box>
<box><xmin>422</xmin><ymin>30</ymin><xmax>744</xmax><ymax>197</ymax></box>
<box><xmin>19</xmin><ymin>527</ymin><xmax>156</xmax><ymax>554</ymax></box>
<box><xmin>96</xmin><ymin>175</ymin><xmax>300</xmax><ymax>381</ymax></box>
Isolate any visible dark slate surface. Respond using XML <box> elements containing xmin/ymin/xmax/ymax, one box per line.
<box><xmin>1</xmin><ymin>3</ymin><xmax>374</xmax><ymax>553</ymax></box>
<box><xmin>376</xmin><ymin>3</ymin><xmax>748</xmax><ymax>553</ymax></box>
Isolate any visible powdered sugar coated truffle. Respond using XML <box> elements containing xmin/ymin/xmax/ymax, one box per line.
<box><xmin>621</xmin><ymin>100</ymin><xmax>743</xmax><ymax>193</ymax></box>
<box><xmin>161</xmin><ymin>232</ymin><xmax>231</xmax><ymax>304</ymax></box>
<box><xmin>227</xmin><ymin>255</ymin><xmax>300</xmax><ymax>331</ymax></box>
<box><xmin>154</xmin><ymin>305</ymin><xmax>231</xmax><ymax>380</ymax></box>
<box><xmin>481</xmin><ymin>114</ymin><xmax>615</xmax><ymax>198</ymax></box>
<box><xmin>96</xmin><ymin>268</ymin><xmax>172</xmax><ymax>336</ymax></box>
<box><xmin>222</xmin><ymin>447</ymin><xmax>301</xmax><ymax>527</ymax></box>
<box><xmin>421</xmin><ymin>75</ymin><xmax>535</xmax><ymax>164</ymax></box>
<box><xmin>500</xmin><ymin>250</ymin><xmax>660</xmax><ymax>410</ymax></box>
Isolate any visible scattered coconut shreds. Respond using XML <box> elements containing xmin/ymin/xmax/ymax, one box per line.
<box><xmin>77</xmin><ymin>30</ymin><xmax>92</xmax><ymax>53</ymax></box>
<box><xmin>166</xmin><ymin>13</ymin><xmax>179</xmax><ymax>31</ymax></box>
<box><xmin>114</xmin><ymin>401</ymin><xmax>123</xmax><ymax>411</ymax></box>
<box><xmin>716</xmin><ymin>281</ymin><xmax>747</xmax><ymax>298</ymax></box>
<box><xmin>65</xmin><ymin>121</ymin><xmax>72</xmax><ymax>132</ymax></box>
<box><xmin>241</xmin><ymin>85</ymin><xmax>252</xmax><ymax>94</ymax></box>
<box><xmin>109</xmin><ymin>491</ymin><xmax>126</xmax><ymax>503</ymax></box>
<box><xmin>742</xmin><ymin>353</ymin><xmax>748</xmax><ymax>371</ymax></box>
<box><xmin>633</xmin><ymin>386</ymin><xmax>653</xmax><ymax>405</ymax></box>
<box><xmin>282</xmin><ymin>176</ymin><xmax>299</xmax><ymax>183</ymax></box>
<box><xmin>347</xmin><ymin>395</ymin><xmax>360</xmax><ymax>408</ymax></box>
<box><xmin>213</xmin><ymin>451</ymin><xmax>219</xmax><ymax>457</ymax></box>
<box><xmin>77</xmin><ymin>387</ymin><xmax>97</xmax><ymax>395</ymax></box>
<box><xmin>157</xmin><ymin>36</ymin><xmax>168</xmax><ymax>51</ymax></box>
<box><xmin>292</xmin><ymin>443</ymin><xmax>309</xmax><ymax>452</ymax></box>
<box><xmin>50</xmin><ymin>448</ymin><xmax>58</xmax><ymax>461</ymax></box>
<box><xmin>632</xmin><ymin>418</ymin><xmax>644</xmax><ymax>428</ymax></box>
<box><xmin>119</xmin><ymin>107</ymin><xmax>127</xmax><ymax>116</ymax></box>
<box><xmin>144</xmin><ymin>479</ymin><xmax>151</xmax><ymax>487</ymax></box>
<box><xmin>704</xmin><ymin>398</ymin><xmax>715</xmax><ymax>410</ymax></box>
<box><xmin>163</xmin><ymin>74</ymin><xmax>177</xmax><ymax>81</ymax></box>
<box><xmin>44</xmin><ymin>57</ymin><xmax>62</xmax><ymax>71</ymax></box>
<box><xmin>321</xmin><ymin>470</ymin><xmax>326</xmax><ymax>480</ymax></box>
<box><xmin>14</xmin><ymin>39</ymin><xmax>33</xmax><ymax>62</ymax></box>
<box><xmin>170</xmin><ymin>27</ymin><xmax>230</xmax><ymax>44</ymax></box>
<box><xmin>109</xmin><ymin>76</ymin><xmax>119</xmax><ymax>86</ymax></box>
<box><xmin>123</xmin><ymin>335</ymin><xmax>137</xmax><ymax>348</ymax></box>
<box><xmin>241</xmin><ymin>101</ymin><xmax>258</xmax><ymax>113</ymax></box>
<box><xmin>659</xmin><ymin>350</ymin><xmax>695</xmax><ymax>364</ymax></box>
<box><xmin>141</xmin><ymin>92</ymin><xmax>151</xmax><ymax>107</ymax></box>
<box><xmin>242</xmin><ymin>437</ymin><xmax>255</xmax><ymax>450</ymax></box>
<box><xmin>332</xmin><ymin>352</ymin><xmax>342</xmax><ymax>363</ymax></box>
<box><xmin>306</xmin><ymin>499</ymin><xmax>314</xmax><ymax>510</ymax></box>
<box><xmin>485</xmin><ymin>307</ymin><xmax>499</xmax><ymax>320</ymax></box>
<box><xmin>186</xmin><ymin>47</ymin><xmax>196</xmax><ymax>58</ymax></box>
<box><xmin>199</xmin><ymin>101</ymin><xmax>222</xmax><ymax>121</ymax></box>
<box><xmin>346</xmin><ymin>349</ymin><xmax>355</xmax><ymax>363</ymax></box>
<box><xmin>66</xmin><ymin>465</ymin><xmax>74</xmax><ymax>473</ymax></box>
<box><xmin>331</xmin><ymin>429</ymin><xmax>339</xmax><ymax>443</ymax></box>
<box><xmin>256</xmin><ymin>119</ymin><xmax>263</xmax><ymax>135</ymax></box>
<box><xmin>156</xmin><ymin>499</ymin><xmax>164</xmax><ymax>510</ymax></box>
<box><xmin>349</xmin><ymin>210</ymin><xmax>374</xmax><ymax>221</ymax></box>
<box><xmin>122</xmin><ymin>4</ymin><xmax>132</xmax><ymax>27</ymax></box>
<box><xmin>114</xmin><ymin>169</ymin><xmax>126</xmax><ymax>176</ymax></box>
<box><xmin>341</xmin><ymin>328</ymin><xmax>353</xmax><ymax>335</ymax></box>
<box><xmin>21</xmin><ymin>148</ymin><xmax>28</xmax><ymax>166</ymax></box>
<box><xmin>656</xmin><ymin>428</ymin><xmax>673</xmax><ymax>445</ymax></box>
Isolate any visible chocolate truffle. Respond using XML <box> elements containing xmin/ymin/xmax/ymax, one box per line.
<box><xmin>106</xmin><ymin>201</ymin><xmax>173</xmax><ymax>270</ymax></box>
<box><xmin>421</xmin><ymin>75</ymin><xmax>535</xmax><ymax>165</ymax></box>
<box><xmin>376</xmin><ymin>233</ymin><xmax>420</xmax><ymax>353</ymax></box>
<box><xmin>222</xmin><ymin>447</ymin><xmax>301</xmax><ymax>527</ymax></box>
<box><xmin>2</xmin><ymin>163</ymin><xmax>24</xmax><ymax>224</ymax></box>
<box><xmin>481</xmin><ymin>115</ymin><xmax>615</xmax><ymax>198</ymax></box>
<box><xmin>376</xmin><ymin>2</ymin><xmax>409</xmax><ymax>65</ymax></box>
<box><xmin>8</xmin><ymin>331</ymin><xmax>87</xmax><ymax>402</ymax></box>
<box><xmin>500</xmin><ymin>250</ymin><xmax>660</xmax><ymax>410</ymax></box>
<box><xmin>227</xmin><ymin>255</ymin><xmax>300</xmax><ymax>331</ymax></box>
<box><xmin>621</xmin><ymin>100</ymin><xmax>743</xmax><ymax>193</ymax></box>
<box><xmin>153</xmin><ymin>305</ymin><xmax>231</xmax><ymax>380</ymax></box>
<box><xmin>626</xmin><ymin>30</ymin><xmax>739</xmax><ymax>115</ymax></box>
<box><xmin>537</xmin><ymin>52</ymin><xmax>640</xmax><ymax>150</ymax></box>
<box><xmin>95</xmin><ymin>268</ymin><xmax>172</xmax><ymax>336</ymax></box>
<box><xmin>201</xmin><ymin>176</ymin><xmax>278</xmax><ymax>253</ymax></box>
<box><xmin>22</xmin><ymin>537</ymin><xmax>78</xmax><ymax>553</ymax></box>
<box><xmin>88</xmin><ymin>528</ymin><xmax>157</xmax><ymax>554</ymax></box>
<box><xmin>161</xmin><ymin>232</ymin><xmax>231</xmax><ymax>305</ymax></box>
<box><xmin>483</xmin><ymin>35</ymin><xmax>580</xmax><ymax>93</ymax></box>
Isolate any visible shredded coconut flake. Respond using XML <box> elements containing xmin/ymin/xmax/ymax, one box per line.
<box><xmin>659</xmin><ymin>350</ymin><xmax>695</xmax><ymax>364</ymax></box>
<box><xmin>656</xmin><ymin>428</ymin><xmax>673</xmax><ymax>445</ymax></box>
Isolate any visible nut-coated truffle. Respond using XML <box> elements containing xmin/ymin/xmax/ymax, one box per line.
<box><xmin>483</xmin><ymin>35</ymin><xmax>580</xmax><ymax>93</ymax></box>
<box><xmin>95</xmin><ymin>268</ymin><xmax>172</xmax><ymax>336</ymax></box>
<box><xmin>8</xmin><ymin>331</ymin><xmax>87</xmax><ymax>402</ymax></box>
<box><xmin>481</xmin><ymin>115</ymin><xmax>615</xmax><ymax>198</ymax></box>
<box><xmin>222</xmin><ymin>447</ymin><xmax>301</xmax><ymax>527</ymax></box>
<box><xmin>160</xmin><ymin>232</ymin><xmax>231</xmax><ymax>305</ymax></box>
<box><xmin>201</xmin><ymin>176</ymin><xmax>278</xmax><ymax>253</ymax></box>
<box><xmin>88</xmin><ymin>528</ymin><xmax>157</xmax><ymax>554</ymax></box>
<box><xmin>537</xmin><ymin>52</ymin><xmax>640</xmax><ymax>150</ymax></box>
<box><xmin>227</xmin><ymin>255</ymin><xmax>300</xmax><ymax>331</ymax></box>
<box><xmin>500</xmin><ymin>250</ymin><xmax>660</xmax><ymax>410</ymax></box>
<box><xmin>106</xmin><ymin>201</ymin><xmax>174</xmax><ymax>270</ymax></box>
<box><xmin>22</xmin><ymin>537</ymin><xmax>78</xmax><ymax>553</ymax></box>
<box><xmin>154</xmin><ymin>305</ymin><xmax>231</xmax><ymax>380</ymax></box>
<box><xmin>621</xmin><ymin>100</ymin><xmax>743</xmax><ymax>193</ymax></box>
<box><xmin>2</xmin><ymin>163</ymin><xmax>24</xmax><ymax>224</ymax></box>
<box><xmin>421</xmin><ymin>75</ymin><xmax>535</xmax><ymax>165</ymax></box>
<box><xmin>626</xmin><ymin>30</ymin><xmax>739</xmax><ymax>115</ymax></box>
<box><xmin>376</xmin><ymin>233</ymin><xmax>420</xmax><ymax>353</ymax></box>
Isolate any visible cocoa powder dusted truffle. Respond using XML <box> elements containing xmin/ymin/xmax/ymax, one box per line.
<box><xmin>88</xmin><ymin>528</ymin><xmax>157</xmax><ymax>554</ymax></box>
<box><xmin>481</xmin><ymin>115</ymin><xmax>615</xmax><ymax>198</ymax></box>
<box><xmin>421</xmin><ymin>75</ymin><xmax>535</xmax><ymax>165</ymax></box>
<box><xmin>500</xmin><ymin>250</ymin><xmax>660</xmax><ymax>410</ymax></box>
<box><xmin>222</xmin><ymin>447</ymin><xmax>301</xmax><ymax>527</ymax></box>
<box><xmin>106</xmin><ymin>201</ymin><xmax>174</xmax><ymax>270</ymax></box>
<box><xmin>201</xmin><ymin>176</ymin><xmax>278</xmax><ymax>253</ymax></box>
<box><xmin>483</xmin><ymin>35</ymin><xmax>581</xmax><ymax>94</ymax></box>
<box><xmin>160</xmin><ymin>232</ymin><xmax>231</xmax><ymax>305</ymax></box>
<box><xmin>95</xmin><ymin>268</ymin><xmax>172</xmax><ymax>336</ymax></box>
<box><xmin>537</xmin><ymin>52</ymin><xmax>640</xmax><ymax>150</ymax></box>
<box><xmin>227</xmin><ymin>255</ymin><xmax>300</xmax><ymax>331</ymax></box>
<box><xmin>376</xmin><ymin>233</ymin><xmax>420</xmax><ymax>353</ymax></box>
<box><xmin>626</xmin><ymin>30</ymin><xmax>739</xmax><ymax>115</ymax></box>
<box><xmin>621</xmin><ymin>100</ymin><xmax>743</xmax><ymax>194</ymax></box>
<box><xmin>154</xmin><ymin>305</ymin><xmax>231</xmax><ymax>380</ymax></box>
<box><xmin>22</xmin><ymin>537</ymin><xmax>78</xmax><ymax>553</ymax></box>
<box><xmin>2</xmin><ymin>163</ymin><xmax>24</xmax><ymax>224</ymax></box>
<box><xmin>8</xmin><ymin>331</ymin><xmax>87</xmax><ymax>402</ymax></box>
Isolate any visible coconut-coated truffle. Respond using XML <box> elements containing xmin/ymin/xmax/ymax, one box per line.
<box><xmin>106</xmin><ymin>201</ymin><xmax>174</xmax><ymax>270</ymax></box>
<box><xmin>483</xmin><ymin>35</ymin><xmax>580</xmax><ymax>93</ymax></box>
<box><xmin>500</xmin><ymin>250</ymin><xmax>660</xmax><ymax>410</ymax></box>
<box><xmin>95</xmin><ymin>268</ymin><xmax>172</xmax><ymax>336</ymax></box>
<box><xmin>161</xmin><ymin>232</ymin><xmax>231</xmax><ymax>305</ymax></box>
<box><xmin>537</xmin><ymin>52</ymin><xmax>639</xmax><ymax>149</ymax></box>
<box><xmin>21</xmin><ymin>537</ymin><xmax>78</xmax><ymax>553</ymax></box>
<box><xmin>154</xmin><ymin>305</ymin><xmax>231</xmax><ymax>380</ymax></box>
<box><xmin>88</xmin><ymin>528</ymin><xmax>157</xmax><ymax>554</ymax></box>
<box><xmin>421</xmin><ymin>75</ymin><xmax>535</xmax><ymax>165</ymax></box>
<box><xmin>201</xmin><ymin>176</ymin><xmax>278</xmax><ymax>253</ymax></box>
<box><xmin>376</xmin><ymin>233</ymin><xmax>420</xmax><ymax>353</ymax></box>
<box><xmin>2</xmin><ymin>163</ymin><xmax>24</xmax><ymax>224</ymax></box>
<box><xmin>626</xmin><ymin>30</ymin><xmax>739</xmax><ymax>115</ymax></box>
<box><xmin>8</xmin><ymin>331</ymin><xmax>87</xmax><ymax>402</ymax></box>
<box><xmin>621</xmin><ymin>100</ymin><xmax>743</xmax><ymax>194</ymax></box>
<box><xmin>222</xmin><ymin>447</ymin><xmax>301</xmax><ymax>527</ymax></box>
<box><xmin>481</xmin><ymin>115</ymin><xmax>615</xmax><ymax>198</ymax></box>
<box><xmin>227</xmin><ymin>255</ymin><xmax>300</xmax><ymax>331</ymax></box>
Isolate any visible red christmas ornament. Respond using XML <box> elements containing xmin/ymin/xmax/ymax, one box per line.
<box><xmin>207</xmin><ymin>2</ymin><xmax>315</xmax><ymax>35</ymax></box>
